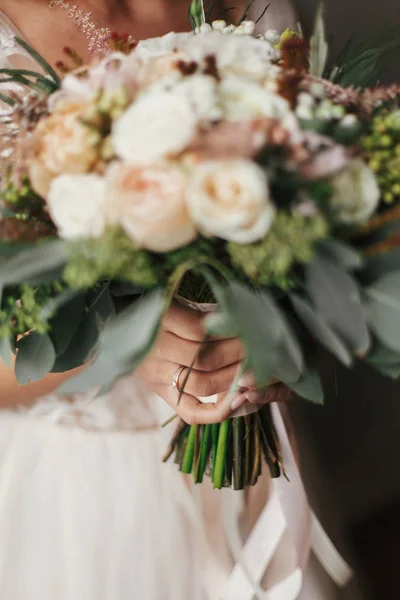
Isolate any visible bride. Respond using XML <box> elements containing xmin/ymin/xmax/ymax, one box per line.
<box><xmin>0</xmin><ymin>1</ymin><xmax>354</xmax><ymax>599</ymax></box>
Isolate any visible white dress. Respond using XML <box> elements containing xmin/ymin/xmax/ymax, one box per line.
<box><xmin>0</xmin><ymin>11</ymin><xmax>353</xmax><ymax>600</ymax></box>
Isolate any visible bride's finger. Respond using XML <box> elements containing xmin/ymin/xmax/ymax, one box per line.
<box><xmin>153</xmin><ymin>385</ymin><xmax>236</xmax><ymax>425</ymax></box>
<box><xmin>153</xmin><ymin>330</ymin><xmax>244</xmax><ymax>372</ymax></box>
<box><xmin>244</xmin><ymin>383</ymin><xmax>293</xmax><ymax>404</ymax></box>
<box><xmin>140</xmin><ymin>359</ymin><xmax>242</xmax><ymax>398</ymax></box>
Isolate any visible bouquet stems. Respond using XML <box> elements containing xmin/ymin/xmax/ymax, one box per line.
<box><xmin>165</xmin><ymin>405</ymin><xmax>283</xmax><ymax>490</ymax></box>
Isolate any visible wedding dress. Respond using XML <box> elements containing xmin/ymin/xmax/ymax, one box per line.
<box><xmin>0</xmin><ymin>10</ymin><xmax>353</xmax><ymax>600</ymax></box>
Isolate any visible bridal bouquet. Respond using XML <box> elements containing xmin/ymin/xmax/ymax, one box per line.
<box><xmin>1</xmin><ymin>1</ymin><xmax>400</xmax><ymax>488</ymax></box>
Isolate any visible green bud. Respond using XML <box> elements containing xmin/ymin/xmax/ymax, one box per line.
<box><xmin>189</xmin><ymin>0</ymin><xmax>205</xmax><ymax>29</ymax></box>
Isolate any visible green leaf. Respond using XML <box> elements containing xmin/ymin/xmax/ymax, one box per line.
<box><xmin>364</xmin><ymin>248</ymin><xmax>400</xmax><ymax>284</ymax></box>
<box><xmin>46</xmin><ymin>292</ymin><xmax>87</xmax><ymax>357</ymax></box>
<box><xmin>318</xmin><ymin>239</ymin><xmax>363</xmax><ymax>270</ymax></box>
<box><xmin>205</xmin><ymin>283</ymin><xmax>281</xmax><ymax>388</ymax></box>
<box><xmin>51</xmin><ymin>286</ymin><xmax>114</xmax><ymax>372</ymax></box>
<box><xmin>15</xmin><ymin>37</ymin><xmax>61</xmax><ymax>86</ymax></box>
<box><xmin>189</xmin><ymin>0</ymin><xmax>205</xmax><ymax>28</ymax></box>
<box><xmin>58</xmin><ymin>289</ymin><xmax>165</xmax><ymax>393</ymax></box>
<box><xmin>306</xmin><ymin>257</ymin><xmax>370</xmax><ymax>356</ymax></box>
<box><xmin>0</xmin><ymin>240</ymin><xmax>66</xmax><ymax>286</ymax></box>
<box><xmin>0</xmin><ymin>336</ymin><xmax>13</xmax><ymax>367</ymax></box>
<box><xmin>15</xmin><ymin>332</ymin><xmax>56</xmax><ymax>384</ymax></box>
<box><xmin>291</xmin><ymin>293</ymin><xmax>353</xmax><ymax>367</ymax></box>
<box><xmin>100</xmin><ymin>289</ymin><xmax>165</xmax><ymax>364</ymax></box>
<box><xmin>270</xmin><ymin>307</ymin><xmax>304</xmax><ymax>383</ymax></box>
<box><xmin>0</xmin><ymin>242</ymin><xmax>35</xmax><ymax>262</ymax></box>
<box><xmin>287</xmin><ymin>366</ymin><xmax>324</xmax><ymax>404</ymax></box>
<box><xmin>365</xmin><ymin>271</ymin><xmax>400</xmax><ymax>353</ymax></box>
<box><xmin>309</xmin><ymin>0</ymin><xmax>329</xmax><ymax>78</ymax></box>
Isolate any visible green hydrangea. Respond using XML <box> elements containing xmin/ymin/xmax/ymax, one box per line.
<box><xmin>363</xmin><ymin>109</ymin><xmax>400</xmax><ymax>204</ymax></box>
<box><xmin>227</xmin><ymin>212</ymin><xmax>328</xmax><ymax>289</ymax></box>
<box><xmin>63</xmin><ymin>228</ymin><xmax>165</xmax><ymax>289</ymax></box>
<box><xmin>0</xmin><ymin>284</ymin><xmax>55</xmax><ymax>338</ymax></box>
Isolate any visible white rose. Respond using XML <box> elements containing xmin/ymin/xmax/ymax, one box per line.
<box><xmin>134</xmin><ymin>32</ymin><xmax>192</xmax><ymax>62</ymax></box>
<box><xmin>107</xmin><ymin>162</ymin><xmax>197</xmax><ymax>252</ymax></box>
<box><xmin>183</xmin><ymin>32</ymin><xmax>278</xmax><ymax>74</ymax></box>
<box><xmin>112</xmin><ymin>91</ymin><xmax>197</xmax><ymax>164</ymax></box>
<box><xmin>47</xmin><ymin>174</ymin><xmax>107</xmax><ymax>240</ymax></box>
<box><xmin>329</xmin><ymin>159</ymin><xmax>380</xmax><ymax>225</ymax></box>
<box><xmin>175</xmin><ymin>74</ymin><xmax>220</xmax><ymax>120</ymax></box>
<box><xmin>187</xmin><ymin>160</ymin><xmax>275</xmax><ymax>243</ymax></box>
<box><xmin>220</xmin><ymin>77</ymin><xmax>290</xmax><ymax>121</ymax></box>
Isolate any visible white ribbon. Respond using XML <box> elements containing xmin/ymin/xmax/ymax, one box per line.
<box><xmin>215</xmin><ymin>404</ymin><xmax>353</xmax><ymax>600</ymax></box>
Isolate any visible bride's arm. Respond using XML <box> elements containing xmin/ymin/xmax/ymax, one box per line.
<box><xmin>0</xmin><ymin>358</ymin><xmax>86</xmax><ymax>409</ymax></box>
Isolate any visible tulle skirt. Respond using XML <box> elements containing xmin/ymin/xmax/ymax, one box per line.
<box><xmin>0</xmin><ymin>407</ymin><xmax>343</xmax><ymax>600</ymax></box>
<box><xmin>0</xmin><ymin>411</ymin><xmax>208</xmax><ymax>600</ymax></box>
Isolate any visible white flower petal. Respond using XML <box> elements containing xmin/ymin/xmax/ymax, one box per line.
<box><xmin>48</xmin><ymin>174</ymin><xmax>107</xmax><ymax>240</ymax></box>
<box><xmin>112</xmin><ymin>91</ymin><xmax>197</xmax><ymax>164</ymax></box>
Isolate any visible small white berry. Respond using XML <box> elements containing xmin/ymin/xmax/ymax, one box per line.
<box><xmin>341</xmin><ymin>114</ymin><xmax>359</xmax><ymax>128</ymax></box>
<box><xmin>296</xmin><ymin>105</ymin><xmax>313</xmax><ymax>120</ymax></box>
<box><xmin>233</xmin><ymin>25</ymin><xmax>246</xmax><ymax>35</ymax></box>
<box><xmin>310</xmin><ymin>82</ymin><xmax>326</xmax><ymax>99</ymax></box>
<box><xmin>241</xmin><ymin>20</ymin><xmax>255</xmax><ymax>35</ymax></box>
<box><xmin>332</xmin><ymin>105</ymin><xmax>345</xmax><ymax>119</ymax></box>
<box><xmin>264</xmin><ymin>29</ymin><xmax>280</xmax><ymax>45</ymax></box>
<box><xmin>198</xmin><ymin>23</ymin><xmax>212</xmax><ymax>34</ymax></box>
<box><xmin>212</xmin><ymin>20</ymin><xmax>227</xmax><ymax>31</ymax></box>
<box><xmin>222</xmin><ymin>24</ymin><xmax>236</xmax><ymax>34</ymax></box>
<box><xmin>297</xmin><ymin>92</ymin><xmax>315</xmax><ymax>108</ymax></box>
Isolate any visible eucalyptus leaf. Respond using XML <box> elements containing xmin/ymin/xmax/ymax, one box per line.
<box><xmin>286</xmin><ymin>366</ymin><xmax>324</xmax><ymax>404</ymax></box>
<box><xmin>291</xmin><ymin>293</ymin><xmax>353</xmax><ymax>367</ymax></box>
<box><xmin>59</xmin><ymin>289</ymin><xmax>165</xmax><ymax>393</ymax></box>
<box><xmin>109</xmin><ymin>281</ymin><xmax>143</xmax><ymax>298</ymax></box>
<box><xmin>51</xmin><ymin>286</ymin><xmax>114</xmax><ymax>372</ymax></box>
<box><xmin>0</xmin><ymin>336</ymin><xmax>13</xmax><ymax>367</ymax></box>
<box><xmin>57</xmin><ymin>355</ymin><xmax>131</xmax><ymax>395</ymax></box>
<box><xmin>270</xmin><ymin>306</ymin><xmax>304</xmax><ymax>383</ymax></box>
<box><xmin>373</xmin><ymin>363</ymin><xmax>400</xmax><ymax>379</ymax></box>
<box><xmin>100</xmin><ymin>289</ymin><xmax>165</xmax><ymax>364</ymax></box>
<box><xmin>367</xmin><ymin>340</ymin><xmax>400</xmax><ymax>366</ymax></box>
<box><xmin>365</xmin><ymin>271</ymin><xmax>400</xmax><ymax>353</ymax></box>
<box><xmin>47</xmin><ymin>292</ymin><xmax>86</xmax><ymax>357</ymax></box>
<box><xmin>318</xmin><ymin>239</ymin><xmax>363</xmax><ymax>270</ymax></box>
<box><xmin>306</xmin><ymin>257</ymin><xmax>370</xmax><ymax>356</ymax></box>
<box><xmin>15</xmin><ymin>332</ymin><xmax>56</xmax><ymax>384</ymax></box>
<box><xmin>205</xmin><ymin>283</ymin><xmax>281</xmax><ymax>388</ymax></box>
<box><xmin>0</xmin><ymin>240</ymin><xmax>65</xmax><ymax>286</ymax></box>
<box><xmin>309</xmin><ymin>0</ymin><xmax>329</xmax><ymax>78</ymax></box>
<box><xmin>364</xmin><ymin>248</ymin><xmax>400</xmax><ymax>284</ymax></box>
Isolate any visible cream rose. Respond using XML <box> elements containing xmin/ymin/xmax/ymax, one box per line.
<box><xmin>29</xmin><ymin>101</ymin><xmax>98</xmax><ymax>198</ymax></box>
<box><xmin>111</xmin><ymin>91</ymin><xmax>198</xmax><ymax>164</ymax></box>
<box><xmin>220</xmin><ymin>77</ymin><xmax>290</xmax><ymax>121</ymax></box>
<box><xmin>329</xmin><ymin>159</ymin><xmax>380</xmax><ymax>225</ymax></box>
<box><xmin>47</xmin><ymin>174</ymin><xmax>107</xmax><ymax>240</ymax></box>
<box><xmin>187</xmin><ymin>159</ymin><xmax>275</xmax><ymax>243</ymax></box>
<box><xmin>107</xmin><ymin>163</ymin><xmax>197</xmax><ymax>252</ymax></box>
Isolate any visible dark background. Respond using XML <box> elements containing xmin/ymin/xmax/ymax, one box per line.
<box><xmin>288</xmin><ymin>2</ymin><xmax>400</xmax><ymax>597</ymax></box>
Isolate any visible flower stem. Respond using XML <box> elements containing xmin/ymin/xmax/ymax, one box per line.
<box><xmin>182</xmin><ymin>424</ymin><xmax>197</xmax><ymax>474</ymax></box>
<box><xmin>232</xmin><ymin>417</ymin><xmax>244</xmax><ymax>490</ymax></box>
<box><xmin>244</xmin><ymin>415</ymin><xmax>251</xmax><ymax>487</ymax></box>
<box><xmin>211</xmin><ymin>423</ymin><xmax>220</xmax><ymax>471</ymax></box>
<box><xmin>196</xmin><ymin>424</ymin><xmax>212</xmax><ymax>483</ymax></box>
<box><xmin>212</xmin><ymin>420</ymin><xmax>231</xmax><ymax>489</ymax></box>
<box><xmin>251</xmin><ymin>417</ymin><xmax>262</xmax><ymax>485</ymax></box>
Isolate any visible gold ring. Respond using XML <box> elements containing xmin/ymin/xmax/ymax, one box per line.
<box><xmin>171</xmin><ymin>365</ymin><xmax>186</xmax><ymax>394</ymax></box>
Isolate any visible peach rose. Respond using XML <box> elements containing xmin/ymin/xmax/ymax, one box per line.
<box><xmin>187</xmin><ymin>159</ymin><xmax>275</xmax><ymax>243</ymax></box>
<box><xmin>29</xmin><ymin>101</ymin><xmax>98</xmax><ymax>198</ymax></box>
<box><xmin>107</xmin><ymin>163</ymin><xmax>197</xmax><ymax>252</ymax></box>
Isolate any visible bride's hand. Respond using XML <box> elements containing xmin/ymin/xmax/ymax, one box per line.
<box><xmin>136</xmin><ymin>301</ymin><xmax>292</xmax><ymax>424</ymax></box>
